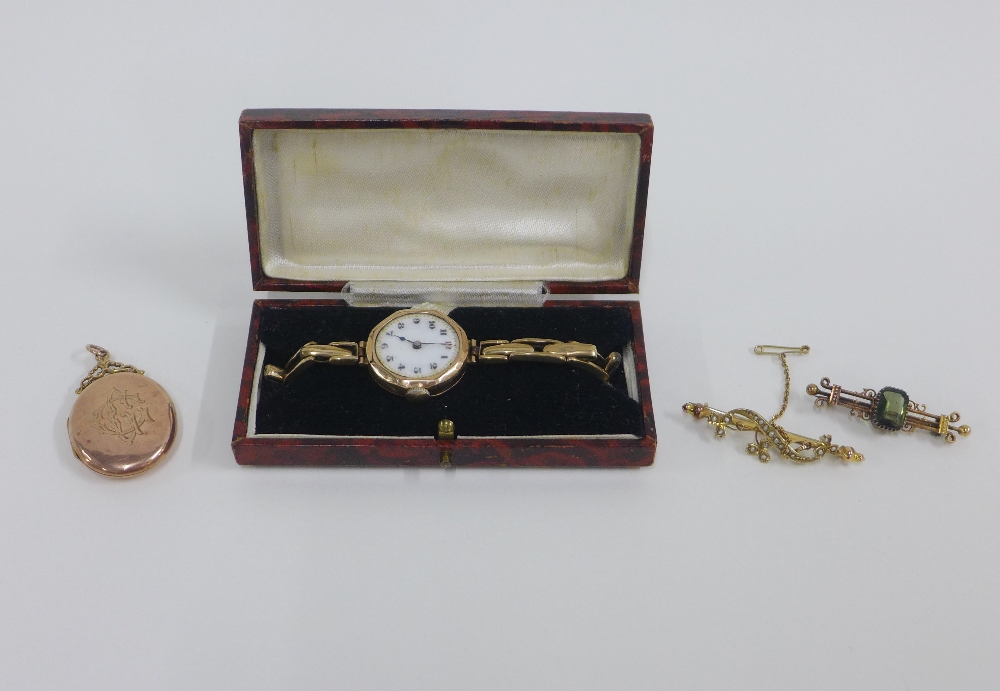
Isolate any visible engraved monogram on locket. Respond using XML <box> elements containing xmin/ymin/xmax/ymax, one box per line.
<box><xmin>92</xmin><ymin>387</ymin><xmax>156</xmax><ymax>444</ymax></box>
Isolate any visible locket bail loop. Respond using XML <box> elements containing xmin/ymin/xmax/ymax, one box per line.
<box><xmin>86</xmin><ymin>344</ymin><xmax>110</xmax><ymax>364</ymax></box>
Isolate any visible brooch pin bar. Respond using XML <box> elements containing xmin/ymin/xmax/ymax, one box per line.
<box><xmin>806</xmin><ymin>378</ymin><xmax>971</xmax><ymax>443</ymax></box>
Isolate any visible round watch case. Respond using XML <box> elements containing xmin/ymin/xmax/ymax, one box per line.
<box><xmin>364</xmin><ymin>308</ymin><xmax>470</xmax><ymax>401</ymax></box>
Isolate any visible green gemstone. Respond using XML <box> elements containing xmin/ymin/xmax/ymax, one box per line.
<box><xmin>874</xmin><ymin>388</ymin><xmax>908</xmax><ymax>430</ymax></box>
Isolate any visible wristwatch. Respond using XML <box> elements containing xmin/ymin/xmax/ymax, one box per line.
<box><xmin>264</xmin><ymin>308</ymin><xmax>623</xmax><ymax>401</ymax></box>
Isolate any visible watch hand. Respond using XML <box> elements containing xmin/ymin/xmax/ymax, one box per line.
<box><xmin>395</xmin><ymin>335</ymin><xmax>449</xmax><ymax>347</ymax></box>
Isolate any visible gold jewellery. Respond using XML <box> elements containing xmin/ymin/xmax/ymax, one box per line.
<box><xmin>807</xmin><ymin>379</ymin><xmax>971</xmax><ymax>443</ymax></box>
<box><xmin>67</xmin><ymin>345</ymin><xmax>176</xmax><ymax>477</ymax></box>
<box><xmin>264</xmin><ymin>308</ymin><xmax>622</xmax><ymax>401</ymax></box>
<box><xmin>683</xmin><ymin>345</ymin><xmax>863</xmax><ymax>463</ymax></box>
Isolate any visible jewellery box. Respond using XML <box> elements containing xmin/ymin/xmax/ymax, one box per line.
<box><xmin>231</xmin><ymin>109</ymin><xmax>656</xmax><ymax>467</ymax></box>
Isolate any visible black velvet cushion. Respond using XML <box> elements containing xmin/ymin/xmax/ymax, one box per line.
<box><xmin>254</xmin><ymin>304</ymin><xmax>644</xmax><ymax>438</ymax></box>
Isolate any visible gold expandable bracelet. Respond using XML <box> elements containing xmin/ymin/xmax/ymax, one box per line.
<box><xmin>263</xmin><ymin>308</ymin><xmax>622</xmax><ymax>401</ymax></box>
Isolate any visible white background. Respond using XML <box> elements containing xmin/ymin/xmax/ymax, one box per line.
<box><xmin>1</xmin><ymin>2</ymin><xmax>998</xmax><ymax>689</ymax></box>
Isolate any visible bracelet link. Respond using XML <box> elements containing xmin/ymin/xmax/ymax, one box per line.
<box><xmin>477</xmin><ymin>339</ymin><xmax>622</xmax><ymax>382</ymax></box>
<box><xmin>264</xmin><ymin>341</ymin><xmax>364</xmax><ymax>384</ymax></box>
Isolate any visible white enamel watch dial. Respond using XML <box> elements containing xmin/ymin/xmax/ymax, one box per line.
<box><xmin>364</xmin><ymin>309</ymin><xmax>470</xmax><ymax>400</ymax></box>
<box><xmin>373</xmin><ymin>313</ymin><xmax>461</xmax><ymax>379</ymax></box>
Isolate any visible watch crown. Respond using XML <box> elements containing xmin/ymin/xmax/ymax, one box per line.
<box><xmin>405</xmin><ymin>387</ymin><xmax>431</xmax><ymax>403</ymax></box>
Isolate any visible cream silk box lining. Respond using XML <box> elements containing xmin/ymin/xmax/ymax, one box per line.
<box><xmin>253</xmin><ymin>128</ymin><xmax>641</xmax><ymax>283</ymax></box>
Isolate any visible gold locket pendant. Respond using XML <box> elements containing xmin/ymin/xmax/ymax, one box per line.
<box><xmin>67</xmin><ymin>345</ymin><xmax>176</xmax><ymax>477</ymax></box>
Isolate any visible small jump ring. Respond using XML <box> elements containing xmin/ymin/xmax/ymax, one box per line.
<box><xmin>86</xmin><ymin>344</ymin><xmax>110</xmax><ymax>362</ymax></box>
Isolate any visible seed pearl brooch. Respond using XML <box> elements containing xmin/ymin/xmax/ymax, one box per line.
<box><xmin>683</xmin><ymin>345</ymin><xmax>863</xmax><ymax>464</ymax></box>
